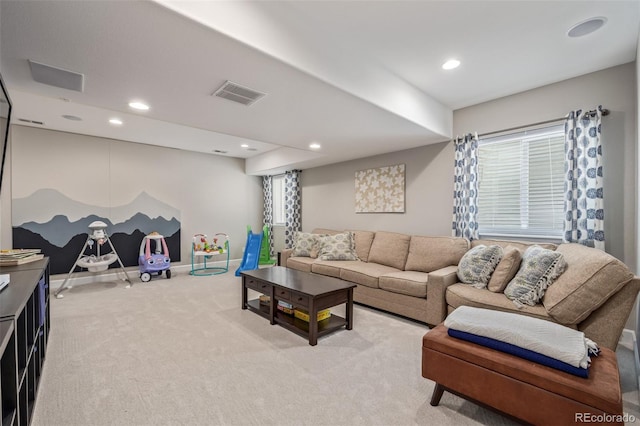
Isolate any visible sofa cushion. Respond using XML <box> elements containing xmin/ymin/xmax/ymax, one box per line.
<box><xmin>286</xmin><ymin>256</ymin><xmax>315</xmax><ymax>273</ymax></box>
<box><xmin>542</xmin><ymin>244</ymin><xmax>634</xmax><ymax>325</ymax></box>
<box><xmin>487</xmin><ymin>246</ymin><xmax>522</xmax><ymax>293</ymax></box>
<box><xmin>367</xmin><ymin>231</ymin><xmax>411</xmax><ymax>270</ymax></box>
<box><xmin>311</xmin><ymin>260</ymin><xmax>361</xmax><ymax>278</ymax></box>
<box><xmin>472</xmin><ymin>239</ymin><xmax>557</xmax><ymax>252</ymax></box>
<box><xmin>379</xmin><ymin>271</ymin><xmax>429</xmax><ymax>298</ymax></box>
<box><xmin>340</xmin><ymin>262</ymin><xmax>400</xmax><ymax>288</ymax></box>
<box><xmin>457</xmin><ymin>245</ymin><xmax>503</xmax><ymax>289</ymax></box>
<box><xmin>317</xmin><ymin>232</ymin><xmax>359</xmax><ymax>261</ymax></box>
<box><xmin>446</xmin><ymin>284</ymin><xmax>557</xmax><ymax>323</ymax></box>
<box><xmin>404</xmin><ymin>236</ymin><xmax>469</xmax><ymax>273</ymax></box>
<box><xmin>349</xmin><ymin>230</ymin><xmax>375</xmax><ymax>262</ymax></box>
<box><xmin>504</xmin><ymin>246</ymin><xmax>567</xmax><ymax>307</ymax></box>
<box><xmin>291</xmin><ymin>231</ymin><xmax>323</xmax><ymax>258</ymax></box>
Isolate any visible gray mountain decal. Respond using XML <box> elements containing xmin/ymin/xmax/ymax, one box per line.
<box><xmin>13</xmin><ymin>188</ymin><xmax>180</xmax><ymax>225</ymax></box>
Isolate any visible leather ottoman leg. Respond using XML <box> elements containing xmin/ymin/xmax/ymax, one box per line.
<box><xmin>430</xmin><ymin>383</ymin><xmax>445</xmax><ymax>406</ymax></box>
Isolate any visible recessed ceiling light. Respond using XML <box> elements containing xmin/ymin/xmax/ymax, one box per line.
<box><xmin>309</xmin><ymin>143</ymin><xmax>321</xmax><ymax>150</ymax></box>
<box><xmin>62</xmin><ymin>115</ymin><xmax>82</xmax><ymax>121</ymax></box>
<box><xmin>109</xmin><ymin>118</ymin><xmax>123</xmax><ymax>125</ymax></box>
<box><xmin>128</xmin><ymin>101</ymin><xmax>149</xmax><ymax>110</ymax></box>
<box><xmin>241</xmin><ymin>144</ymin><xmax>249</xmax><ymax>148</ymax></box>
<box><xmin>567</xmin><ymin>17</ymin><xmax>607</xmax><ymax>38</ymax></box>
<box><xmin>442</xmin><ymin>59</ymin><xmax>460</xmax><ymax>70</ymax></box>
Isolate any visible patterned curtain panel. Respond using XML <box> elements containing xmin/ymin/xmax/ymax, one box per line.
<box><xmin>563</xmin><ymin>106</ymin><xmax>604</xmax><ymax>250</ymax></box>
<box><xmin>262</xmin><ymin>175</ymin><xmax>274</xmax><ymax>257</ymax></box>
<box><xmin>284</xmin><ymin>170</ymin><xmax>302</xmax><ymax>249</ymax></box>
<box><xmin>451</xmin><ymin>133</ymin><xmax>479</xmax><ymax>240</ymax></box>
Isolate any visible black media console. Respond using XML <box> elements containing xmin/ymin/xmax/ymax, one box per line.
<box><xmin>0</xmin><ymin>258</ymin><xmax>50</xmax><ymax>425</ymax></box>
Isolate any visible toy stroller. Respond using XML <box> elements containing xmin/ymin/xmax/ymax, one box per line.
<box><xmin>138</xmin><ymin>232</ymin><xmax>171</xmax><ymax>282</ymax></box>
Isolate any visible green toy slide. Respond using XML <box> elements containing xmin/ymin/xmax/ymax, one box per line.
<box><xmin>258</xmin><ymin>225</ymin><xmax>276</xmax><ymax>265</ymax></box>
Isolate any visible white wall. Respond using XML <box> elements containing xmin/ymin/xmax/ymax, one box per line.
<box><xmin>0</xmin><ymin>126</ymin><xmax>10</xmax><ymax>248</ymax></box>
<box><xmin>636</xmin><ymin>36</ymin><xmax>640</xmax><ymax>338</ymax></box>
<box><xmin>3</xmin><ymin>126</ymin><xmax>263</xmax><ymax>270</ymax></box>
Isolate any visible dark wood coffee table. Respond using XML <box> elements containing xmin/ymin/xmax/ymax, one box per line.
<box><xmin>241</xmin><ymin>266</ymin><xmax>355</xmax><ymax>345</ymax></box>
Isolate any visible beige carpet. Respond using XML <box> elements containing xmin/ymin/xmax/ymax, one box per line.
<box><xmin>32</xmin><ymin>266</ymin><xmax>640</xmax><ymax>425</ymax></box>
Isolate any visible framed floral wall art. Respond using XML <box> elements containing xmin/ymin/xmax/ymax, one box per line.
<box><xmin>355</xmin><ymin>164</ymin><xmax>405</xmax><ymax>213</ymax></box>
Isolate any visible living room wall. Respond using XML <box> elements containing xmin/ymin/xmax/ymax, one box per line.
<box><xmin>302</xmin><ymin>140</ymin><xmax>452</xmax><ymax>236</ymax></box>
<box><xmin>454</xmin><ymin>62</ymin><xmax>637</xmax><ymax>273</ymax></box>
<box><xmin>3</xmin><ymin>126</ymin><xmax>263</xmax><ymax>272</ymax></box>
<box><xmin>304</xmin><ymin>63</ymin><xmax>636</xmax><ymax>267</ymax></box>
<box><xmin>0</xmin><ymin>126</ymin><xmax>11</xmax><ymax>249</ymax></box>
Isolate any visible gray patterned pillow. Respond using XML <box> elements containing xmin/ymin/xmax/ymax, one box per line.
<box><xmin>318</xmin><ymin>232</ymin><xmax>359</xmax><ymax>261</ymax></box>
<box><xmin>457</xmin><ymin>245</ymin><xmax>503</xmax><ymax>289</ymax></box>
<box><xmin>504</xmin><ymin>245</ymin><xmax>567</xmax><ymax>307</ymax></box>
<box><xmin>291</xmin><ymin>232</ymin><xmax>322</xmax><ymax>258</ymax></box>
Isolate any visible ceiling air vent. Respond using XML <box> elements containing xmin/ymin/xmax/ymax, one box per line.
<box><xmin>28</xmin><ymin>60</ymin><xmax>85</xmax><ymax>92</ymax></box>
<box><xmin>212</xmin><ymin>81</ymin><xmax>266</xmax><ymax>106</ymax></box>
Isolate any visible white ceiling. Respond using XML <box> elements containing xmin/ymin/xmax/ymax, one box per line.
<box><xmin>1</xmin><ymin>1</ymin><xmax>638</xmax><ymax>175</ymax></box>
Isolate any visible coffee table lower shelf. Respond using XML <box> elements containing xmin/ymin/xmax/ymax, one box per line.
<box><xmin>246</xmin><ymin>299</ymin><xmax>348</xmax><ymax>339</ymax></box>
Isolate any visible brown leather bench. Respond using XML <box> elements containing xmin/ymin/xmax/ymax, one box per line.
<box><xmin>422</xmin><ymin>324</ymin><xmax>624</xmax><ymax>425</ymax></box>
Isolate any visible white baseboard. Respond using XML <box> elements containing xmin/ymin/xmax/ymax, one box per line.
<box><xmin>620</xmin><ymin>328</ymin><xmax>636</xmax><ymax>349</ymax></box>
<box><xmin>620</xmin><ymin>328</ymin><xmax>640</xmax><ymax>404</ymax></box>
<box><xmin>50</xmin><ymin>258</ymin><xmax>242</xmax><ymax>288</ymax></box>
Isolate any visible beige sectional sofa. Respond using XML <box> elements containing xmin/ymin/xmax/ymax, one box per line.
<box><xmin>281</xmin><ymin>228</ymin><xmax>640</xmax><ymax>350</ymax></box>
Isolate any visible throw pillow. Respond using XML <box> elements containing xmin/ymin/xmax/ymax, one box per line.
<box><xmin>487</xmin><ymin>246</ymin><xmax>522</xmax><ymax>293</ymax></box>
<box><xmin>504</xmin><ymin>245</ymin><xmax>567</xmax><ymax>307</ymax></box>
<box><xmin>456</xmin><ymin>245</ymin><xmax>503</xmax><ymax>289</ymax></box>
<box><xmin>291</xmin><ymin>232</ymin><xmax>321</xmax><ymax>258</ymax></box>
<box><xmin>317</xmin><ymin>232</ymin><xmax>359</xmax><ymax>261</ymax></box>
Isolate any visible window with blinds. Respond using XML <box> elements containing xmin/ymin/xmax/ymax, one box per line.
<box><xmin>477</xmin><ymin>124</ymin><xmax>565</xmax><ymax>239</ymax></box>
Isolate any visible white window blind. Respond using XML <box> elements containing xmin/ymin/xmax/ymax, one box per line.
<box><xmin>477</xmin><ymin>124</ymin><xmax>565</xmax><ymax>239</ymax></box>
<box><xmin>272</xmin><ymin>175</ymin><xmax>286</xmax><ymax>226</ymax></box>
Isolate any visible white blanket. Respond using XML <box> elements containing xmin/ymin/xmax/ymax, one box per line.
<box><xmin>443</xmin><ymin>306</ymin><xmax>598</xmax><ymax>369</ymax></box>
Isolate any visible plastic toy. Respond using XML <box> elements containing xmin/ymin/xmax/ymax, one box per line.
<box><xmin>235</xmin><ymin>228</ymin><xmax>263</xmax><ymax>276</ymax></box>
<box><xmin>55</xmin><ymin>220</ymin><xmax>132</xmax><ymax>298</ymax></box>
<box><xmin>138</xmin><ymin>232</ymin><xmax>171</xmax><ymax>282</ymax></box>
<box><xmin>190</xmin><ymin>233</ymin><xmax>229</xmax><ymax>276</ymax></box>
<box><xmin>258</xmin><ymin>224</ymin><xmax>276</xmax><ymax>265</ymax></box>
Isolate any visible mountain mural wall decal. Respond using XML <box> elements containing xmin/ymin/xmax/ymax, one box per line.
<box><xmin>12</xmin><ymin>189</ymin><xmax>181</xmax><ymax>275</ymax></box>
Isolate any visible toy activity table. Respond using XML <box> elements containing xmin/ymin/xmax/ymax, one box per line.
<box><xmin>190</xmin><ymin>233</ymin><xmax>230</xmax><ymax>276</ymax></box>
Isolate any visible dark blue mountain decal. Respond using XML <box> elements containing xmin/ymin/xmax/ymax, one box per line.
<box><xmin>20</xmin><ymin>213</ymin><xmax>180</xmax><ymax>248</ymax></box>
<box><xmin>13</xmin><ymin>226</ymin><xmax>181</xmax><ymax>275</ymax></box>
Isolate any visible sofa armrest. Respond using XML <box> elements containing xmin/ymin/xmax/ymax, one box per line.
<box><xmin>578</xmin><ymin>277</ymin><xmax>640</xmax><ymax>350</ymax></box>
<box><xmin>280</xmin><ymin>248</ymin><xmax>293</xmax><ymax>267</ymax></box>
<box><xmin>426</xmin><ymin>265</ymin><xmax>459</xmax><ymax>326</ymax></box>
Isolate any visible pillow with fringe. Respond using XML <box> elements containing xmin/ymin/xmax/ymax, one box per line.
<box><xmin>456</xmin><ymin>245</ymin><xmax>503</xmax><ymax>289</ymax></box>
<box><xmin>504</xmin><ymin>245</ymin><xmax>567</xmax><ymax>308</ymax></box>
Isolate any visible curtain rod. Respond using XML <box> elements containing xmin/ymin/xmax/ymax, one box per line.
<box><xmin>466</xmin><ymin>108</ymin><xmax>610</xmax><ymax>140</ymax></box>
